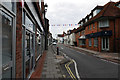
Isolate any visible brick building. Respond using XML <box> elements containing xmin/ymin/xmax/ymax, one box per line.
<box><xmin>76</xmin><ymin>1</ymin><xmax>120</xmax><ymax>53</ymax></box>
<box><xmin>0</xmin><ymin>0</ymin><xmax>49</xmax><ymax>79</ymax></box>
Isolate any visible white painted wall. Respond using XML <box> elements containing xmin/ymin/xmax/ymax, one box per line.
<box><xmin>69</xmin><ymin>33</ymin><xmax>75</xmax><ymax>45</ymax></box>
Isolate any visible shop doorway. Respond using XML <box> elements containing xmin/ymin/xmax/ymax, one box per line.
<box><xmin>102</xmin><ymin>37</ymin><xmax>109</xmax><ymax>51</ymax></box>
<box><xmin>1</xmin><ymin>8</ymin><xmax>16</xmax><ymax>79</ymax></box>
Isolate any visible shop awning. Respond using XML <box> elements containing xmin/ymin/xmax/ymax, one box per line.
<box><xmin>85</xmin><ymin>30</ymin><xmax>112</xmax><ymax>38</ymax></box>
<box><xmin>79</xmin><ymin>35</ymin><xmax>86</xmax><ymax>40</ymax></box>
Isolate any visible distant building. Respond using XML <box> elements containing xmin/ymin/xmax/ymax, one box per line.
<box><xmin>57</xmin><ymin>34</ymin><xmax>64</xmax><ymax>44</ymax></box>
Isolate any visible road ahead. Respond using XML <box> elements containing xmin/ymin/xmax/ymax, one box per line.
<box><xmin>56</xmin><ymin>44</ymin><xmax>119</xmax><ymax>79</ymax></box>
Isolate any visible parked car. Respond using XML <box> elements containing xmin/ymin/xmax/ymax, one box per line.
<box><xmin>53</xmin><ymin>42</ymin><xmax>57</xmax><ymax>45</ymax></box>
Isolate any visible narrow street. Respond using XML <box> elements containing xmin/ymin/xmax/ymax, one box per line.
<box><xmin>1</xmin><ymin>0</ymin><xmax>120</xmax><ymax>79</ymax></box>
<box><xmin>55</xmin><ymin>44</ymin><xmax>118</xmax><ymax>79</ymax></box>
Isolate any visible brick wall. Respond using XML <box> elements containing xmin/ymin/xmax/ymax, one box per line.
<box><xmin>84</xmin><ymin>19</ymin><xmax>120</xmax><ymax>52</ymax></box>
<box><xmin>115</xmin><ymin>18</ymin><xmax>120</xmax><ymax>52</ymax></box>
<box><xmin>75</xmin><ymin>32</ymin><xmax>79</xmax><ymax>46</ymax></box>
<box><xmin>16</xmin><ymin>3</ymin><xmax>22</xmax><ymax>78</ymax></box>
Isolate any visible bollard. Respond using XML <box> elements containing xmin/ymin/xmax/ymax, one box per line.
<box><xmin>57</xmin><ymin>47</ymin><xmax>59</xmax><ymax>55</ymax></box>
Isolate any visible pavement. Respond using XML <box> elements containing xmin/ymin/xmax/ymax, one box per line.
<box><xmin>65</xmin><ymin>44</ymin><xmax>120</xmax><ymax>64</ymax></box>
<box><xmin>40</xmin><ymin>45</ymin><xmax>64</xmax><ymax>79</ymax></box>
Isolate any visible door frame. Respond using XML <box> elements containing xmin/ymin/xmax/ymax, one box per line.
<box><xmin>0</xmin><ymin>2</ymin><xmax>16</xmax><ymax>79</ymax></box>
<box><xmin>102</xmin><ymin>37</ymin><xmax>109</xmax><ymax>51</ymax></box>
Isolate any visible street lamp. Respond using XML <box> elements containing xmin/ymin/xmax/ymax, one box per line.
<box><xmin>44</xmin><ymin>3</ymin><xmax>48</xmax><ymax>50</ymax></box>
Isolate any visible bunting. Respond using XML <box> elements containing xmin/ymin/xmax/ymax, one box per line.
<box><xmin>50</xmin><ymin>24</ymin><xmax>80</xmax><ymax>26</ymax></box>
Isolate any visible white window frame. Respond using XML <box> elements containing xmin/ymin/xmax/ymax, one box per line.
<box><xmin>99</xmin><ymin>19</ymin><xmax>109</xmax><ymax>28</ymax></box>
<box><xmin>102</xmin><ymin>37</ymin><xmax>109</xmax><ymax>51</ymax></box>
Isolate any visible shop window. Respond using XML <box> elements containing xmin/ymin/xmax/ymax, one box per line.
<box><xmin>94</xmin><ymin>37</ymin><xmax>98</xmax><ymax>47</ymax></box>
<box><xmin>2</xmin><ymin>11</ymin><xmax>13</xmax><ymax>78</ymax></box>
<box><xmin>3</xmin><ymin>2</ymin><xmax>15</xmax><ymax>13</ymax></box>
<box><xmin>99</xmin><ymin>19</ymin><xmax>109</xmax><ymax>27</ymax></box>
<box><xmin>79</xmin><ymin>40</ymin><xmax>86</xmax><ymax>45</ymax></box>
<box><xmin>25</xmin><ymin>15</ymin><xmax>34</xmax><ymax>31</ymax></box>
<box><xmin>89</xmin><ymin>38</ymin><xmax>92</xmax><ymax>46</ymax></box>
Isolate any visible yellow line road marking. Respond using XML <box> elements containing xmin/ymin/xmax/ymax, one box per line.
<box><xmin>65</xmin><ymin>64</ymin><xmax>74</xmax><ymax>79</ymax></box>
<box><xmin>67</xmin><ymin>61</ymin><xmax>77</xmax><ymax>80</ymax></box>
<box><xmin>65</xmin><ymin>60</ymin><xmax>77</xmax><ymax>80</ymax></box>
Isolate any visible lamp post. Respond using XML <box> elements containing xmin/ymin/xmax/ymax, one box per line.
<box><xmin>44</xmin><ymin>3</ymin><xmax>48</xmax><ymax>50</ymax></box>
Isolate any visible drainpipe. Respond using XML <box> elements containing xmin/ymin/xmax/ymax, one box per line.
<box><xmin>97</xmin><ymin>22</ymin><xmax>99</xmax><ymax>51</ymax></box>
<box><xmin>113</xmin><ymin>19</ymin><xmax>116</xmax><ymax>52</ymax></box>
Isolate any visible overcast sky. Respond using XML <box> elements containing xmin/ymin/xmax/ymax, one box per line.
<box><xmin>44</xmin><ymin>0</ymin><xmax>119</xmax><ymax>38</ymax></box>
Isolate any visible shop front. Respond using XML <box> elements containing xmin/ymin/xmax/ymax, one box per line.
<box><xmin>0</xmin><ymin>2</ymin><xmax>16</xmax><ymax>79</ymax></box>
<box><xmin>22</xmin><ymin>8</ymin><xmax>35</xmax><ymax>78</ymax></box>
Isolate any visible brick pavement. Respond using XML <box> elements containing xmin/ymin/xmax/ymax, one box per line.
<box><xmin>40</xmin><ymin>46</ymin><xmax>63</xmax><ymax>79</ymax></box>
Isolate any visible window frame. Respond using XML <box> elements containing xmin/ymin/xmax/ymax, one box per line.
<box><xmin>99</xmin><ymin>19</ymin><xmax>109</xmax><ymax>28</ymax></box>
<box><xmin>89</xmin><ymin>38</ymin><xmax>92</xmax><ymax>47</ymax></box>
<box><xmin>94</xmin><ymin>37</ymin><xmax>98</xmax><ymax>47</ymax></box>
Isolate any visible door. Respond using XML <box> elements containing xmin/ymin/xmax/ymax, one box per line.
<box><xmin>1</xmin><ymin>10</ymin><xmax>14</xmax><ymax>79</ymax></box>
<box><xmin>25</xmin><ymin>31</ymin><xmax>34</xmax><ymax>78</ymax></box>
<box><xmin>102</xmin><ymin>37</ymin><xmax>109</xmax><ymax>51</ymax></box>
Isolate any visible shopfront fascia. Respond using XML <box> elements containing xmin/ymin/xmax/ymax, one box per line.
<box><xmin>85</xmin><ymin>30</ymin><xmax>112</xmax><ymax>38</ymax></box>
<box><xmin>0</xmin><ymin>1</ymin><xmax>16</xmax><ymax>79</ymax></box>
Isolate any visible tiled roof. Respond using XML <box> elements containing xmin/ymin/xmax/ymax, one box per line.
<box><xmin>77</xmin><ymin>1</ymin><xmax>120</xmax><ymax>33</ymax></box>
<box><xmin>84</xmin><ymin>2</ymin><xmax>120</xmax><ymax>26</ymax></box>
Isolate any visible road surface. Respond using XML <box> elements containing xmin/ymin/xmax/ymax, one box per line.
<box><xmin>56</xmin><ymin>44</ymin><xmax>119</xmax><ymax>79</ymax></box>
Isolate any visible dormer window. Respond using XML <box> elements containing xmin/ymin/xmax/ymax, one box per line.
<box><xmin>81</xmin><ymin>22</ymin><xmax>83</xmax><ymax>26</ymax></box>
<box><xmin>93</xmin><ymin>9</ymin><xmax>101</xmax><ymax>17</ymax></box>
<box><xmin>85</xmin><ymin>19</ymin><xmax>87</xmax><ymax>22</ymax></box>
<box><xmin>117</xmin><ymin>4</ymin><xmax>120</xmax><ymax>8</ymax></box>
<box><xmin>89</xmin><ymin>15</ymin><xmax>92</xmax><ymax>19</ymax></box>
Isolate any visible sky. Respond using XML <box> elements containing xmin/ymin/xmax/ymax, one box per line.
<box><xmin>44</xmin><ymin>0</ymin><xmax>119</xmax><ymax>38</ymax></box>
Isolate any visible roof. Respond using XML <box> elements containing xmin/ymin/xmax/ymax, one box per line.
<box><xmin>79</xmin><ymin>1</ymin><xmax>120</xmax><ymax>27</ymax></box>
<box><xmin>58</xmin><ymin>34</ymin><xmax>64</xmax><ymax>37</ymax></box>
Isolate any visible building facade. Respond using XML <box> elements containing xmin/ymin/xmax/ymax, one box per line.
<box><xmin>0</xmin><ymin>0</ymin><xmax>49</xmax><ymax>79</ymax></box>
<box><xmin>76</xmin><ymin>1</ymin><xmax>120</xmax><ymax>53</ymax></box>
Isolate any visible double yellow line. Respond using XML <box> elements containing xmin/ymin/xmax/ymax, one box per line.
<box><xmin>65</xmin><ymin>60</ymin><xmax>77</xmax><ymax>80</ymax></box>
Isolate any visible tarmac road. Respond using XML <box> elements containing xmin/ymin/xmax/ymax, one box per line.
<box><xmin>57</xmin><ymin>44</ymin><xmax>119</xmax><ymax>79</ymax></box>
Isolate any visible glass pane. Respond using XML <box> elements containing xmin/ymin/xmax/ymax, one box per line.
<box><xmin>2</xmin><ymin>12</ymin><xmax>12</xmax><ymax>64</ymax></box>
<box><xmin>3</xmin><ymin>2</ymin><xmax>15</xmax><ymax>12</ymax></box>
<box><xmin>2</xmin><ymin>11</ymin><xmax>12</xmax><ymax>78</ymax></box>
<box><xmin>25</xmin><ymin>15</ymin><xmax>34</xmax><ymax>31</ymax></box>
<box><xmin>2</xmin><ymin>67</ymin><xmax>12</xmax><ymax>78</ymax></box>
<box><xmin>30</xmin><ymin>34</ymin><xmax>34</xmax><ymax>54</ymax></box>
<box><xmin>106</xmin><ymin>38</ymin><xmax>108</xmax><ymax>49</ymax></box>
<box><xmin>25</xmin><ymin>60</ymin><xmax>30</xmax><ymax>78</ymax></box>
<box><xmin>22</xmin><ymin>10</ymin><xmax>25</xmax><ymax>25</ymax></box>
<box><xmin>103</xmin><ymin>38</ymin><xmax>105</xmax><ymax>48</ymax></box>
<box><xmin>25</xmin><ymin>32</ymin><xmax>30</xmax><ymax>56</ymax></box>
